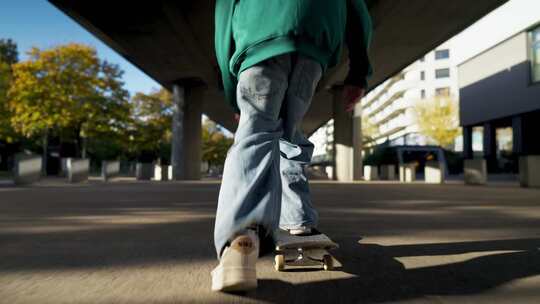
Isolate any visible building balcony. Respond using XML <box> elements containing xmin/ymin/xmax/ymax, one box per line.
<box><xmin>362</xmin><ymin>72</ymin><xmax>405</xmax><ymax>109</ymax></box>
<box><xmin>366</xmin><ymin>90</ymin><xmax>406</xmax><ymax>118</ymax></box>
<box><xmin>373</xmin><ymin>107</ymin><xmax>408</xmax><ymax>126</ymax></box>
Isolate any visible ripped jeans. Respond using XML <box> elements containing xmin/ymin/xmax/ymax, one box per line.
<box><xmin>214</xmin><ymin>53</ymin><xmax>322</xmax><ymax>256</ymax></box>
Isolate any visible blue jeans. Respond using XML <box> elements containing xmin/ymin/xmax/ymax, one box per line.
<box><xmin>214</xmin><ymin>54</ymin><xmax>322</xmax><ymax>256</ymax></box>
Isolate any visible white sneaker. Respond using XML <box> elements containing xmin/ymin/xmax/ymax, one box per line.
<box><xmin>211</xmin><ymin>229</ymin><xmax>259</xmax><ymax>292</ymax></box>
<box><xmin>288</xmin><ymin>226</ymin><xmax>312</xmax><ymax>236</ymax></box>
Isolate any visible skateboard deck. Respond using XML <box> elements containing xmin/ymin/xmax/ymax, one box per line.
<box><xmin>274</xmin><ymin>229</ymin><xmax>338</xmax><ymax>271</ymax></box>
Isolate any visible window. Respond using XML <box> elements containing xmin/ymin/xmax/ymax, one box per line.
<box><xmin>435</xmin><ymin>68</ymin><xmax>450</xmax><ymax>79</ymax></box>
<box><xmin>435</xmin><ymin>49</ymin><xmax>450</xmax><ymax>60</ymax></box>
<box><xmin>420</xmin><ymin>89</ymin><xmax>426</xmax><ymax>99</ymax></box>
<box><xmin>435</xmin><ymin>87</ymin><xmax>451</xmax><ymax>96</ymax></box>
<box><xmin>420</xmin><ymin>71</ymin><xmax>425</xmax><ymax>80</ymax></box>
<box><xmin>530</xmin><ymin>26</ymin><xmax>540</xmax><ymax>83</ymax></box>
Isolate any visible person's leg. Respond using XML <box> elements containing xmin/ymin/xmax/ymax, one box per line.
<box><xmin>278</xmin><ymin>55</ymin><xmax>322</xmax><ymax>233</ymax></box>
<box><xmin>214</xmin><ymin>54</ymin><xmax>291</xmax><ymax>257</ymax></box>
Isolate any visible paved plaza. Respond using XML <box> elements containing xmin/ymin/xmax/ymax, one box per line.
<box><xmin>1</xmin><ymin>180</ymin><xmax>539</xmax><ymax>303</ymax></box>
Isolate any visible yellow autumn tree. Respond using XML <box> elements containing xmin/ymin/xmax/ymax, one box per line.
<box><xmin>202</xmin><ymin>120</ymin><xmax>233</xmax><ymax>168</ymax></box>
<box><xmin>7</xmin><ymin>44</ymin><xmax>130</xmax><ymax>159</ymax></box>
<box><xmin>0</xmin><ymin>39</ymin><xmax>18</xmax><ymax>143</ymax></box>
<box><xmin>361</xmin><ymin>114</ymin><xmax>379</xmax><ymax>146</ymax></box>
<box><xmin>130</xmin><ymin>88</ymin><xmax>173</xmax><ymax>160</ymax></box>
<box><xmin>414</xmin><ymin>95</ymin><xmax>460</xmax><ymax>148</ymax></box>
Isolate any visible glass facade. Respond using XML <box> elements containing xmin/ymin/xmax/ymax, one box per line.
<box><xmin>435</xmin><ymin>49</ymin><xmax>450</xmax><ymax>60</ymax></box>
<box><xmin>531</xmin><ymin>26</ymin><xmax>540</xmax><ymax>83</ymax></box>
<box><xmin>435</xmin><ymin>68</ymin><xmax>450</xmax><ymax>79</ymax></box>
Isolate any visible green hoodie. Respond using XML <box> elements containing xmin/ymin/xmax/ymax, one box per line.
<box><xmin>215</xmin><ymin>0</ymin><xmax>373</xmax><ymax>112</ymax></box>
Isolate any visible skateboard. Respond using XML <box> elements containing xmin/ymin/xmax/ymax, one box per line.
<box><xmin>274</xmin><ymin>229</ymin><xmax>339</xmax><ymax>271</ymax></box>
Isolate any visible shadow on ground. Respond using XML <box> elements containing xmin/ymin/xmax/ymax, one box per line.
<box><xmin>251</xmin><ymin>238</ymin><xmax>540</xmax><ymax>303</ymax></box>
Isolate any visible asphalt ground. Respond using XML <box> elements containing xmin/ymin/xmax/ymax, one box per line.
<box><xmin>1</xmin><ymin>180</ymin><xmax>539</xmax><ymax>303</ymax></box>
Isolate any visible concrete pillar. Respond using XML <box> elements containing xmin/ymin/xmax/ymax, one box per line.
<box><xmin>464</xmin><ymin>159</ymin><xmax>487</xmax><ymax>185</ymax></box>
<box><xmin>353</xmin><ymin>115</ymin><xmax>363</xmax><ymax>180</ymax></box>
<box><xmin>171</xmin><ymin>84</ymin><xmax>203</xmax><ymax>180</ymax></box>
<box><xmin>463</xmin><ymin>126</ymin><xmax>473</xmax><ymax>159</ymax></box>
<box><xmin>102</xmin><ymin>160</ymin><xmax>120</xmax><ymax>181</ymax></box>
<box><xmin>363</xmin><ymin>165</ymin><xmax>378</xmax><ymax>181</ymax></box>
<box><xmin>153</xmin><ymin>165</ymin><xmax>170</xmax><ymax>181</ymax></box>
<box><xmin>425</xmin><ymin>161</ymin><xmax>445</xmax><ymax>184</ymax></box>
<box><xmin>380</xmin><ymin>164</ymin><xmax>396</xmax><ymax>180</ymax></box>
<box><xmin>13</xmin><ymin>153</ymin><xmax>42</xmax><ymax>185</ymax></box>
<box><xmin>519</xmin><ymin>156</ymin><xmax>540</xmax><ymax>188</ymax></box>
<box><xmin>399</xmin><ymin>164</ymin><xmax>416</xmax><ymax>183</ymax></box>
<box><xmin>66</xmin><ymin>158</ymin><xmax>89</xmax><ymax>183</ymax></box>
<box><xmin>332</xmin><ymin>86</ymin><xmax>362</xmax><ymax>181</ymax></box>
<box><xmin>483</xmin><ymin>122</ymin><xmax>497</xmax><ymax>172</ymax></box>
<box><xmin>171</xmin><ymin>84</ymin><xmax>185</xmax><ymax>180</ymax></box>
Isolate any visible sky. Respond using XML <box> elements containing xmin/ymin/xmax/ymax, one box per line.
<box><xmin>0</xmin><ymin>0</ymin><xmax>160</xmax><ymax>95</ymax></box>
<box><xmin>1</xmin><ymin>0</ymin><xmax>539</xmax><ymax>97</ymax></box>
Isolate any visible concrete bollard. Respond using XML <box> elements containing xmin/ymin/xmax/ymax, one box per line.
<box><xmin>399</xmin><ymin>164</ymin><xmax>416</xmax><ymax>183</ymax></box>
<box><xmin>13</xmin><ymin>153</ymin><xmax>42</xmax><ymax>185</ymax></box>
<box><xmin>425</xmin><ymin>161</ymin><xmax>445</xmax><ymax>184</ymax></box>
<box><xmin>67</xmin><ymin>158</ymin><xmax>89</xmax><ymax>183</ymax></box>
<box><xmin>153</xmin><ymin>165</ymin><xmax>170</xmax><ymax>181</ymax></box>
<box><xmin>380</xmin><ymin>165</ymin><xmax>396</xmax><ymax>180</ymax></box>
<box><xmin>519</xmin><ymin>155</ymin><xmax>540</xmax><ymax>188</ymax></box>
<box><xmin>102</xmin><ymin>160</ymin><xmax>120</xmax><ymax>181</ymax></box>
<box><xmin>464</xmin><ymin>159</ymin><xmax>487</xmax><ymax>185</ymax></box>
<box><xmin>363</xmin><ymin>165</ymin><xmax>378</xmax><ymax>181</ymax></box>
<box><xmin>136</xmin><ymin>163</ymin><xmax>154</xmax><ymax>181</ymax></box>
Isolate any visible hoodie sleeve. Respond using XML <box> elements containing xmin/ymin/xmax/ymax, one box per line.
<box><xmin>215</xmin><ymin>0</ymin><xmax>240</xmax><ymax>113</ymax></box>
<box><xmin>344</xmin><ymin>0</ymin><xmax>373</xmax><ymax>88</ymax></box>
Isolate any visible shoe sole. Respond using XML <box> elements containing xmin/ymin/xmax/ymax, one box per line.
<box><xmin>211</xmin><ymin>267</ymin><xmax>257</xmax><ymax>292</ymax></box>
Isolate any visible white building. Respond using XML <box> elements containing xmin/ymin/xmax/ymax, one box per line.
<box><xmin>361</xmin><ymin>40</ymin><xmax>460</xmax><ymax>148</ymax></box>
<box><xmin>309</xmin><ymin>0</ymin><xmax>540</xmax><ymax>161</ymax></box>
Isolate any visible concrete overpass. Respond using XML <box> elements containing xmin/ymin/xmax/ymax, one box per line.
<box><xmin>49</xmin><ymin>0</ymin><xmax>508</xmax><ymax>180</ymax></box>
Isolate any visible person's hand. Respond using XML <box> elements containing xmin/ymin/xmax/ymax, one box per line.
<box><xmin>342</xmin><ymin>85</ymin><xmax>366</xmax><ymax>112</ymax></box>
<box><xmin>234</xmin><ymin>113</ymin><xmax>240</xmax><ymax>123</ymax></box>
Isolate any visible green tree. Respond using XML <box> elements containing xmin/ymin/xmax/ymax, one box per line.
<box><xmin>0</xmin><ymin>39</ymin><xmax>18</xmax><ymax>64</ymax></box>
<box><xmin>414</xmin><ymin>95</ymin><xmax>460</xmax><ymax>148</ymax></box>
<box><xmin>0</xmin><ymin>39</ymin><xmax>19</xmax><ymax>143</ymax></box>
<box><xmin>202</xmin><ymin>120</ymin><xmax>233</xmax><ymax>169</ymax></box>
<box><xmin>130</xmin><ymin>88</ymin><xmax>173</xmax><ymax>161</ymax></box>
<box><xmin>7</xmin><ymin>44</ymin><xmax>131</xmax><ymax>162</ymax></box>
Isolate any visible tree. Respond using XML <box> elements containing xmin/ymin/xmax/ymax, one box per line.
<box><xmin>0</xmin><ymin>39</ymin><xmax>18</xmax><ymax>143</ymax></box>
<box><xmin>414</xmin><ymin>95</ymin><xmax>460</xmax><ymax>148</ymax></box>
<box><xmin>130</xmin><ymin>88</ymin><xmax>173</xmax><ymax>161</ymax></box>
<box><xmin>361</xmin><ymin>114</ymin><xmax>379</xmax><ymax>146</ymax></box>
<box><xmin>202</xmin><ymin>120</ymin><xmax>233</xmax><ymax>169</ymax></box>
<box><xmin>0</xmin><ymin>39</ymin><xmax>18</xmax><ymax>64</ymax></box>
<box><xmin>7</xmin><ymin>44</ymin><xmax>131</xmax><ymax>161</ymax></box>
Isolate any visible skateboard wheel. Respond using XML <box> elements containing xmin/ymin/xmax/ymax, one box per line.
<box><xmin>323</xmin><ymin>255</ymin><xmax>333</xmax><ymax>271</ymax></box>
<box><xmin>275</xmin><ymin>254</ymin><xmax>285</xmax><ymax>271</ymax></box>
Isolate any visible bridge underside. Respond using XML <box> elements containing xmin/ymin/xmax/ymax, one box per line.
<box><xmin>50</xmin><ymin>0</ymin><xmax>507</xmax><ymax>134</ymax></box>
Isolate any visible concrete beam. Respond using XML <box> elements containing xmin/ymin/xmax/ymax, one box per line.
<box><xmin>49</xmin><ymin>0</ymin><xmax>508</xmax><ymax>135</ymax></box>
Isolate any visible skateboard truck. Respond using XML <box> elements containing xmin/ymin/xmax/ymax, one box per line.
<box><xmin>274</xmin><ymin>247</ymin><xmax>334</xmax><ymax>271</ymax></box>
